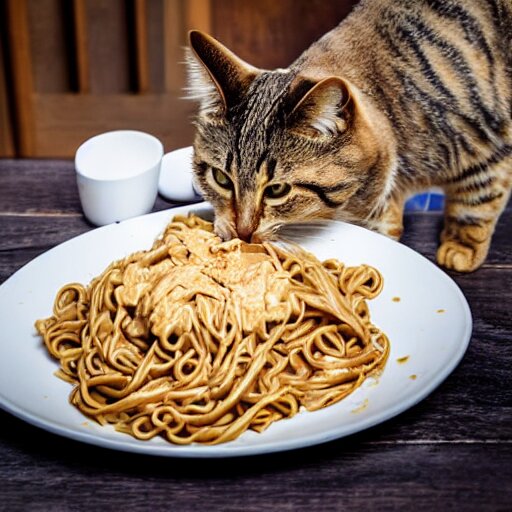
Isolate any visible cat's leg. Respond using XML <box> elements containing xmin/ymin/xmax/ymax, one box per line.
<box><xmin>438</xmin><ymin>171</ymin><xmax>511</xmax><ymax>272</ymax></box>
<box><xmin>370</xmin><ymin>198</ymin><xmax>405</xmax><ymax>240</ymax></box>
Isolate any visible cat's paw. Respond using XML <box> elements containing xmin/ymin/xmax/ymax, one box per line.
<box><xmin>437</xmin><ymin>220</ymin><xmax>493</xmax><ymax>272</ymax></box>
<box><xmin>385</xmin><ymin>226</ymin><xmax>403</xmax><ymax>240</ymax></box>
<box><xmin>436</xmin><ymin>239</ymin><xmax>488</xmax><ymax>272</ymax></box>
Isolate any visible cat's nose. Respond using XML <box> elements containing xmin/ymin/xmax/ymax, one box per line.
<box><xmin>236</xmin><ymin>224</ymin><xmax>254</xmax><ymax>243</ymax></box>
<box><xmin>235</xmin><ymin>209</ymin><xmax>259</xmax><ymax>242</ymax></box>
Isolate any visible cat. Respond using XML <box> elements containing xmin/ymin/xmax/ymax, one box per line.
<box><xmin>185</xmin><ymin>0</ymin><xmax>512</xmax><ymax>272</ymax></box>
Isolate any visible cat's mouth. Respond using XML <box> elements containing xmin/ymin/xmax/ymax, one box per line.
<box><xmin>214</xmin><ymin>217</ymin><xmax>283</xmax><ymax>244</ymax></box>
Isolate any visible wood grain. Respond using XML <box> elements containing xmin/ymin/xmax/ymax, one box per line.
<box><xmin>163</xmin><ymin>0</ymin><xmax>186</xmax><ymax>92</ymax></box>
<box><xmin>0</xmin><ymin>159</ymin><xmax>510</xmax><ymax>511</ymax></box>
<box><xmin>27</xmin><ymin>0</ymin><xmax>70</xmax><ymax>93</ymax></box>
<box><xmin>145</xmin><ymin>0</ymin><xmax>165</xmax><ymax>93</ymax></box>
<box><xmin>33</xmin><ymin>93</ymin><xmax>198</xmax><ymax>156</ymax></box>
<box><xmin>72</xmin><ymin>0</ymin><xmax>90</xmax><ymax>93</ymax></box>
<box><xmin>0</xmin><ymin>407</ymin><xmax>510</xmax><ymax>511</ymax></box>
<box><xmin>133</xmin><ymin>0</ymin><xmax>150</xmax><ymax>93</ymax></box>
<box><xmin>0</xmin><ymin>414</ymin><xmax>509</xmax><ymax>512</ymax></box>
<box><xmin>0</xmin><ymin>19</ymin><xmax>15</xmax><ymax>157</ymax></box>
<box><xmin>4</xmin><ymin>0</ymin><xmax>35</xmax><ymax>156</ymax></box>
<box><xmin>210</xmin><ymin>0</ymin><xmax>359</xmax><ymax>69</ymax></box>
<box><xmin>184</xmin><ymin>0</ymin><xmax>212</xmax><ymax>35</ymax></box>
<box><xmin>85</xmin><ymin>0</ymin><xmax>131</xmax><ymax>93</ymax></box>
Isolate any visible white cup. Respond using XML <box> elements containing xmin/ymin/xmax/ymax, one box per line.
<box><xmin>158</xmin><ymin>146</ymin><xmax>203</xmax><ymax>202</ymax></box>
<box><xmin>75</xmin><ymin>130</ymin><xmax>164</xmax><ymax>226</ymax></box>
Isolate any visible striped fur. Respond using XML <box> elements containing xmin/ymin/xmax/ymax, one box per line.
<box><xmin>187</xmin><ymin>0</ymin><xmax>512</xmax><ymax>272</ymax></box>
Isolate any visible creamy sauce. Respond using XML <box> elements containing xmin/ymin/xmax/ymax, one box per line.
<box><xmin>116</xmin><ymin>230</ymin><xmax>291</xmax><ymax>337</ymax></box>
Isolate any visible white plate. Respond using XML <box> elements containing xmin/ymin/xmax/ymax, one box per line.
<box><xmin>0</xmin><ymin>203</ymin><xmax>472</xmax><ymax>458</ymax></box>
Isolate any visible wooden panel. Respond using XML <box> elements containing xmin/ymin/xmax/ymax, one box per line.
<box><xmin>146</xmin><ymin>0</ymin><xmax>165</xmax><ymax>93</ymax></box>
<box><xmin>86</xmin><ymin>0</ymin><xmax>131</xmax><ymax>93</ymax></box>
<box><xmin>163</xmin><ymin>0</ymin><xmax>187</xmax><ymax>92</ymax></box>
<box><xmin>4</xmin><ymin>0</ymin><xmax>35</xmax><ymax>156</ymax></box>
<box><xmin>27</xmin><ymin>0</ymin><xmax>70</xmax><ymax>93</ymax></box>
<box><xmin>72</xmin><ymin>0</ymin><xmax>90</xmax><ymax>93</ymax></box>
<box><xmin>211</xmin><ymin>0</ymin><xmax>359</xmax><ymax>68</ymax></box>
<box><xmin>184</xmin><ymin>0</ymin><xmax>212</xmax><ymax>34</ymax></box>
<box><xmin>133</xmin><ymin>0</ymin><xmax>150</xmax><ymax>93</ymax></box>
<box><xmin>33</xmin><ymin>93</ymin><xmax>197</xmax><ymax>156</ymax></box>
<box><xmin>0</xmin><ymin>17</ymin><xmax>15</xmax><ymax>157</ymax></box>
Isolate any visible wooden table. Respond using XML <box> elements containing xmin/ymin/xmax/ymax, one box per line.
<box><xmin>0</xmin><ymin>159</ymin><xmax>510</xmax><ymax>511</ymax></box>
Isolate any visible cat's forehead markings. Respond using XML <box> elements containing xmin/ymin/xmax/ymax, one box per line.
<box><xmin>234</xmin><ymin>71</ymin><xmax>296</xmax><ymax>175</ymax></box>
<box><xmin>265</xmin><ymin>158</ymin><xmax>277</xmax><ymax>181</ymax></box>
<box><xmin>255</xmin><ymin>152</ymin><xmax>277</xmax><ymax>180</ymax></box>
<box><xmin>224</xmin><ymin>151</ymin><xmax>233</xmax><ymax>174</ymax></box>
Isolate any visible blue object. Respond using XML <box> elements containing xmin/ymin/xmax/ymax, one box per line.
<box><xmin>405</xmin><ymin>192</ymin><xmax>445</xmax><ymax>211</ymax></box>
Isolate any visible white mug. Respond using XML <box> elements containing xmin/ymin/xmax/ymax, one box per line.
<box><xmin>75</xmin><ymin>130</ymin><xmax>164</xmax><ymax>226</ymax></box>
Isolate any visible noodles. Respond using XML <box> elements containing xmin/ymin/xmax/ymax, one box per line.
<box><xmin>35</xmin><ymin>214</ymin><xmax>389</xmax><ymax>445</ymax></box>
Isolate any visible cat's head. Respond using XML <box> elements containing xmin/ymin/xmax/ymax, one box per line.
<box><xmin>186</xmin><ymin>31</ymin><xmax>395</xmax><ymax>242</ymax></box>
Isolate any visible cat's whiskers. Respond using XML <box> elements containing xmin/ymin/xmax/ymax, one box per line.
<box><xmin>251</xmin><ymin>221</ymin><xmax>284</xmax><ymax>243</ymax></box>
<box><xmin>278</xmin><ymin>220</ymin><xmax>333</xmax><ymax>243</ymax></box>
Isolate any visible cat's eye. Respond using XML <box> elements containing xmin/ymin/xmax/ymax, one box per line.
<box><xmin>211</xmin><ymin>168</ymin><xmax>233</xmax><ymax>190</ymax></box>
<box><xmin>264</xmin><ymin>182</ymin><xmax>291</xmax><ymax>199</ymax></box>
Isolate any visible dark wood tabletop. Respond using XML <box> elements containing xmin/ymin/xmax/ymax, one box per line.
<box><xmin>0</xmin><ymin>158</ymin><xmax>510</xmax><ymax>512</ymax></box>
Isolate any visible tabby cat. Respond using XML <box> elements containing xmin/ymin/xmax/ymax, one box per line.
<box><xmin>185</xmin><ymin>0</ymin><xmax>512</xmax><ymax>272</ymax></box>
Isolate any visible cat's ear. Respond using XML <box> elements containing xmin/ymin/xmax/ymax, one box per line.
<box><xmin>185</xmin><ymin>30</ymin><xmax>260</xmax><ymax>118</ymax></box>
<box><xmin>287</xmin><ymin>77</ymin><xmax>352</xmax><ymax>138</ymax></box>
